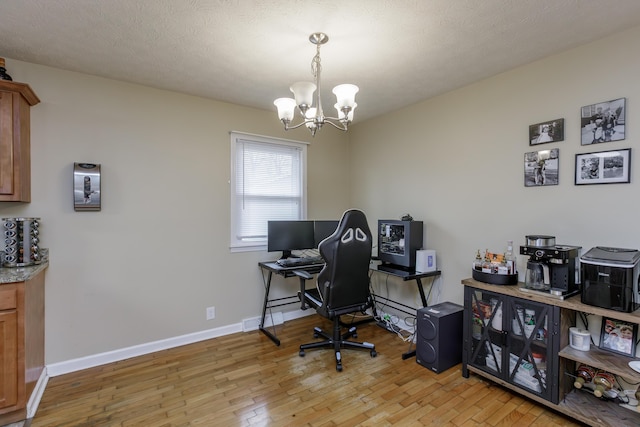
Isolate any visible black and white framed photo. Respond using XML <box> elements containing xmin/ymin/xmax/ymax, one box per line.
<box><xmin>575</xmin><ymin>148</ymin><xmax>630</xmax><ymax>185</ymax></box>
<box><xmin>580</xmin><ymin>97</ymin><xmax>626</xmax><ymax>145</ymax></box>
<box><xmin>529</xmin><ymin>118</ymin><xmax>564</xmax><ymax>145</ymax></box>
<box><xmin>524</xmin><ymin>148</ymin><xmax>558</xmax><ymax>187</ymax></box>
<box><xmin>600</xmin><ymin>317</ymin><xmax>637</xmax><ymax>357</ymax></box>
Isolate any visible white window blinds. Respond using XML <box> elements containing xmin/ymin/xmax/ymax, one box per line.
<box><xmin>230</xmin><ymin>132</ymin><xmax>307</xmax><ymax>250</ymax></box>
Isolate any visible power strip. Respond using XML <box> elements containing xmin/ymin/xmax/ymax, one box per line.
<box><xmin>376</xmin><ymin>320</ymin><xmax>404</xmax><ymax>334</ymax></box>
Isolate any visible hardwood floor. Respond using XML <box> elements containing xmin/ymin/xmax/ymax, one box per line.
<box><xmin>31</xmin><ymin>315</ymin><xmax>582</xmax><ymax>426</ymax></box>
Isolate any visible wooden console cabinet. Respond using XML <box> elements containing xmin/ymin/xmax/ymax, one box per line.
<box><xmin>0</xmin><ymin>267</ymin><xmax>45</xmax><ymax>425</ymax></box>
<box><xmin>462</xmin><ymin>278</ymin><xmax>640</xmax><ymax>427</ymax></box>
<box><xmin>0</xmin><ymin>80</ymin><xmax>40</xmax><ymax>202</ymax></box>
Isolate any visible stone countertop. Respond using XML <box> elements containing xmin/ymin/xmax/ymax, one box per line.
<box><xmin>0</xmin><ymin>262</ymin><xmax>48</xmax><ymax>284</ymax></box>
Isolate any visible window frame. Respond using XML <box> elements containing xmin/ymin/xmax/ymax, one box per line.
<box><xmin>229</xmin><ymin>131</ymin><xmax>308</xmax><ymax>252</ymax></box>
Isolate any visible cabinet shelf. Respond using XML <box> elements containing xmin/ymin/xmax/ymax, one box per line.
<box><xmin>559</xmin><ymin>345</ymin><xmax>640</xmax><ymax>382</ymax></box>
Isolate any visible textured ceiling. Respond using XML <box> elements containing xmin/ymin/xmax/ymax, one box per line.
<box><xmin>1</xmin><ymin>0</ymin><xmax>640</xmax><ymax>122</ymax></box>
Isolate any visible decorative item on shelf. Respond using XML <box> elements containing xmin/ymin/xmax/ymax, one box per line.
<box><xmin>0</xmin><ymin>57</ymin><xmax>12</xmax><ymax>81</ymax></box>
<box><xmin>273</xmin><ymin>32</ymin><xmax>358</xmax><ymax>137</ymax></box>
<box><xmin>599</xmin><ymin>317</ymin><xmax>638</xmax><ymax>357</ymax></box>
<box><xmin>569</xmin><ymin>327</ymin><xmax>591</xmax><ymax>351</ymax></box>
<box><xmin>471</xmin><ymin>248</ymin><xmax>518</xmax><ymax>285</ymax></box>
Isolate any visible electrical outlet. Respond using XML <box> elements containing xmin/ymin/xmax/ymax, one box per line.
<box><xmin>206</xmin><ymin>306</ymin><xmax>215</xmax><ymax>320</ymax></box>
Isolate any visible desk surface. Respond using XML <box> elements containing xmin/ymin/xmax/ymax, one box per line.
<box><xmin>370</xmin><ymin>264</ymin><xmax>441</xmax><ymax>280</ymax></box>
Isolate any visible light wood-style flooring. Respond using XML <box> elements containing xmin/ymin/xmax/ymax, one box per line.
<box><xmin>31</xmin><ymin>315</ymin><xmax>582</xmax><ymax>426</ymax></box>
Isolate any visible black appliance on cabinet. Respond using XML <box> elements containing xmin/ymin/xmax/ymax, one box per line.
<box><xmin>581</xmin><ymin>246</ymin><xmax>640</xmax><ymax>313</ymax></box>
<box><xmin>416</xmin><ymin>302</ymin><xmax>463</xmax><ymax>373</ymax></box>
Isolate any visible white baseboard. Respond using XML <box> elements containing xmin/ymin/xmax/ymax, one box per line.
<box><xmin>46</xmin><ymin>322</ymin><xmax>243</xmax><ymax>377</ymax></box>
<box><xmin>46</xmin><ymin>309</ymin><xmax>316</xmax><ymax>378</ymax></box>
<box><xmin>27</xmin><ymin>367</ymin><xmax>49</xmax><ymax>418</ymax></box>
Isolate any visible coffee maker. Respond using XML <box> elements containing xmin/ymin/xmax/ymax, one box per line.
<box><xmin>520</xmin><ymin>235</ymin><xmax>581</xmax><ymax>298</ymax></box>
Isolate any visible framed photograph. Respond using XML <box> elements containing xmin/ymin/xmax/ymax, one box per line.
<box><xmin>524</xmin><ymin>148</ymin><xmax>558</xmax><ymax>187</ymax></box>
<box><xmin>580</xmin><ymin>97</ymin><xmax>626</xmax><ymax>145</ymax></box>
<box><xmin>529</xmin><ymin>118</ymin><xmax>564</xmax><ymax>145</ymax></box>
<box><xmin>599</xmin><ymin>317</ymin><xmax>637</xmax><ymax>357</ymax></box>
<box><xmin>575</xmin><ymin>148</ymin><xmax>630</xmax><ymax>185</ymax></box>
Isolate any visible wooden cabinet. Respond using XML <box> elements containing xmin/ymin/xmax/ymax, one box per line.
<box><xmin>462</xmin><ymin>278</ymin><xmax>640</xmax><ymax>427</ymax></box>
<box><xmin>0</xmin><ymin>80</ymin><xmax>40</xmax><ymax>202</ymax></box>
<box><xmin>0</xmin><ymin>269</ymin><xmax>45</xmax><ymax>425</ymax></box>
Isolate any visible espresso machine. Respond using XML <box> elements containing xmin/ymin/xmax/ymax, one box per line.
<box><xmin>520</xmin><ymin>235</ymin><xmax>581</xmax><ymax>299</ymax></box>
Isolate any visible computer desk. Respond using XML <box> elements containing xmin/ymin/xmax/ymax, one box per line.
<box><xmin>369</xmin><ymin>263</ymin><xmax>442</xmax><ymax>359</ymax></box>
<box><xmin>258</xmin><ymin>261</ymin><xmax>324</xmax><ymax>346</ymax></box>
<box><xmin>258</xmin><ymin>260</ymin><xmax>441</xmax><ymax>357</ymax></box>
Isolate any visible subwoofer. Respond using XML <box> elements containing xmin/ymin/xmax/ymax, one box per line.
<box><xmin>416</xmin><ymin>302</ymin><xmax>463</xmax><ymax>373</ymax></box>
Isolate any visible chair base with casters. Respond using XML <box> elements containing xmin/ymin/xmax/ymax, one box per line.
<box><xmin>298</xmin><ymin>288</ymin><xmax>377</xmax><ymax>372</ymax></box>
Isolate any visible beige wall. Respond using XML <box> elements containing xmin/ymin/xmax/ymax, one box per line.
<box><xmin>351</xmin><ymin>25</ymin><xmax>640</xmax><ymax>317</ymax></box>
<box><xmin>1</xmin><ymin>60</ymin><xmax>350</xmax><ymax>365</ymax></box>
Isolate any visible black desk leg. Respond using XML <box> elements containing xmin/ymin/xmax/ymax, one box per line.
<box><xmin>402</xmin><ymin>277</ymin><xmax>428</xmax><ymax>360</ymax></box>
<box><xmin>415</xmin><ymin>277</ymin><xmax>428</xmax><ymax>308</ymax></box>
<box><xmin>259</xmin><ymin>270</ymin><xmax>281</xmax><ymax>346</ymax></box>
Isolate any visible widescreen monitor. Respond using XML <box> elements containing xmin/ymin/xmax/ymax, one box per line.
<box><xmin>267</xmin><ymin>220</ymin><xmax>315</xmax><ymax>259</ymax></box>
<box><xmin>313</xmin><ymin>220</ymin><xmax>339</xmax><ymax>247</ymax></box>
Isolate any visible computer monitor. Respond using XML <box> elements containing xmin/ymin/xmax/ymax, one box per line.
<box><xmin>267</xmin><ymin>220</ymin><xmax>315</xmax><ymax>259</ymax></box>
<box><xmin>313</xmin><ymin>220</ymin><xmax>339</xmax><ymax>247</ymax></box>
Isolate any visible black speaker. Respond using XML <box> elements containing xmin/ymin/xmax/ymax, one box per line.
<box><xmin>416</xmin><ymin>302</ymin><xmax>463</xmax><ymax>373</ymax></box>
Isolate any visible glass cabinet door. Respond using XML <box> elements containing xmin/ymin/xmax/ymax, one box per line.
<box><xmin>463</xmin><ymin>287</ymin><xmax>560</xmax><ymax>403</ymax></box>
<box><xmin>505</xmin><ymin>298</ymin><xmax>559</xmax><ymax>402</ymax></box>
<box><xmin>466</xmin><ymin>289</ymin><xmax>507</xmax><ymax>377</ymax></box>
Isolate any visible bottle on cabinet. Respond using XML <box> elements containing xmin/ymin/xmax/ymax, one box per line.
<box><xmin>473</xmin><ymin>250</ymin><xmax>483</xmax><ymax>271</ymax></box>
<box><xmin>505</xmin><ymin>240</ymin><xmax>516</xmax><ymax>274</ymax></box>
<box><xmin>574</xmin><ymin>364</ymin><xmax>596</xmax><ymax>389</ymax></box>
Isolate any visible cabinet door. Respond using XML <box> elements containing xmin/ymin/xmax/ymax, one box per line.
<box><xmin>464</xmin><ymin>288</ymin><xmax>508</xmax><ymax>377</ymax></box>
<box><xmin>504</xmin><ymin>298</ymin><xmax>560</xmax><ymax>403</ymax></box>
<box><xmin>0</xmin><ymin>310</ymin><xmax>18</xmax><ymax>409</ymax></box>
<box><xmin>0</xmin><ymin>90</ymin><xmax>14</xmax><ymax>195</ymax></box>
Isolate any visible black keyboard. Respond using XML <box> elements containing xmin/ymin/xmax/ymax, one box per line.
<box><xmin>276</xmin><ymin>256</ymin><xmax>324</xmax><ymax>267</ymax></box>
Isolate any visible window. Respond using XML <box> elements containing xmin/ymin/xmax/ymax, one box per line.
<box><xmin>230</xmin><ymin>132</ymin><xmax>308</xmax><ymax>251</ymax></box>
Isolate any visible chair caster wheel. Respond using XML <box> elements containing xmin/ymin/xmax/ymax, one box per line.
<box><xmin>370</xmin><ymin>350</ymin><xmax>377</xmax><ymax>357</ymax></box>
<box><xmin>336</xmin><ymin>364</ymin><xmax>343</xmax><ymax>372</ymax></box>
<box><xmin>313</xmin><ymin>333</ymin><xmax>319</xmax><ymax>338</ymax></box>
<box><xmin>352</xmin><ymin>333</ymin><xmax>358</xmax><ymax>339</ymax></box>
<box><xmin>299</xmin><ymin>350</ymin><xmax>305</xmax><ymax>357</ymax></box>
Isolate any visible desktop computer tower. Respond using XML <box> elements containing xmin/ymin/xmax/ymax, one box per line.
<box><xmin>416</xmin><ymin>302</ymin><xmax>463</xmax><ymax>373</ymax></box>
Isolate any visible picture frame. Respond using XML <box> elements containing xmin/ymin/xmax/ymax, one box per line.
<box><xmin>599</xmin><ymin>317</ymin><xmax>637</xmax><ymax>357</ymax></box>
<box><xmin>580</xmin><ymin>97</ymin><xmax>626</xmax><ymax>145</ymax></box>
<box><xmin>529</xmin><ymin>118</ymin><xmax>564</xmax><ymax>145</ymax></box>
<box><xmin>575</xmin><ymin>148</ymin><xmax>630</xmax><ymax>185</ymax></box>
<box><xmin>524</xmin><ymin>148</ymin><xmax>558</xmax><ymax>187</ymax></box>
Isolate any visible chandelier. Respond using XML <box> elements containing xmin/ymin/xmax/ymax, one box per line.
<box><xmin>273</xmin><ymin>32</ymin><xmax>359</xmax><ymax>137</ymax></box>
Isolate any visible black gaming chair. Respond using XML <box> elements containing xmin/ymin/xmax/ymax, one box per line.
<box><xmin>298</xmin><ymin>209</ymin><xmax>377</xmax><ymax>371</ymax></box>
